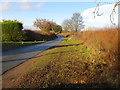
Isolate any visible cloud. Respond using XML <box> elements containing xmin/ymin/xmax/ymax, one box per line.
<box><xmin>35</xmin><ymin>3</ymin><xmax>43</xmax><ymax>8</ymax></box>
<box><xmin>0</xmin><ymin>1</ymin><xmax>43</xmax><ymax>11</ymax></box>
<box><xmin>0</xmin><ymin>2</ymin><xmax>10</xmax><ymax>11</ymax></box>
<box><xmin>19</xmin><ymin>2</ymin><xmax>43</xmax><ymax>10</ymax></box>
<box><xmin>20</xmin><ymin>2</ymin><xmax>32</xmax><ymax>10</ymax></box>
<box><xmin>81</xmin><ymin>3</ymin><xmax>118</xmax><ymax>29</ymax></box>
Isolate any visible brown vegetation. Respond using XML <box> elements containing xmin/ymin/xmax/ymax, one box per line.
<box><xmin>58</xmin><ymin>32</ymin><xmax>71</xmax><ymax>37</ymax></box>
<box><xmin>71</xmin><ymin>27</ymin><xmax>119</xmax><ymax>53</ymax></box>
<box><xmin>33</xmin><ymin>19</ymin><xmax>62</xmax><ymax>33</ymax></box>
<box><xmin>70</xmin><ymin>27</ymin><xmax>120</xmax><ymax>87</ymax></box>
<box><xmin>23</xmin><ymin>30</ymin><xmax>57</xmax><ymax>41</ymax></box>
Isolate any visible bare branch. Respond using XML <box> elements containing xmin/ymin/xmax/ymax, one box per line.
<box><xmin>93</xmin><ymin>0</ymin><xmax>103</xmax><ymax>18</ymax></box>
<box><xmin>110</xmin><ymin>1</ymin><xmax>119</xmax><ymax>25</ymax></box>
<box><xmin>94</xmin><ymin>0</ymin><xmax>119</xmax><ymax>25</ymax></box>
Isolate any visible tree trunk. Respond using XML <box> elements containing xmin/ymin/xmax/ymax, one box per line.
<box><xmin>75</xmin><ymin>27</ymin><xmax>77</xmax><ymax>32</ymax></box>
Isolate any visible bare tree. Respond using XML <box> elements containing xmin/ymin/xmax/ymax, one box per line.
<box><xmin>62</xmin><ymin>19</ymin><xmax>73</xmax><ymax>32</ymax></box>
<box><xmin>62</xmin><ymin>13</ymin><xmax>84</xmax><ymax>32</ymax></box>
<box><xmin>71</xmin><ymin>13</ymin><xmax>84</xmax><ymax>32</ymax></box>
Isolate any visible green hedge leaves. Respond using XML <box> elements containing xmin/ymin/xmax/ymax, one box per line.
<box><xmin>1</xmin><ymin>20</ymin><xmax>25</xmax><ymax>41</ymax></box>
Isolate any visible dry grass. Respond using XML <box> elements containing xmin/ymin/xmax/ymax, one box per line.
<box><xmin>23</xmin><ymin>30</ymin><xmax>57</xmax><ymax>41</ymax></box>
<box><xmin>58</xmin><ymin>32</ymin><xmax>71</xmax><ymax>37</ymax></box>
<box><xmin>71</xmin><ymin>27</ymin><xmax>119</xmax><ymax>54</ymax></box>
<box><xmin>70</xmin><ymin>27</ymin><xmax>120</xmax><ymax>87</ymax></box>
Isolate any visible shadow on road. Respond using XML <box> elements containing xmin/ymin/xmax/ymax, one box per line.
<box><xmin>48</xmin><ymin>44</ymin><xmax>81</xmax><ymax>49</ymax></box>
<box><xmin>2</xmin><ymin>50</ymin><xmax>78</xmax><ymax>63</ymax></box>
<box><xmin>2</xmin><ymin>44</ymin><xmax>81</xmax><ymax>63</ymax></box>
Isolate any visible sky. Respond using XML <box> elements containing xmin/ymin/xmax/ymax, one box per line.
<box><xmin>82</xmin><ymin>3</ymin><xmax>118</xmax><ymax>29</ymax></box>
<box><xmin>0</xmin><ymin>0</ymin><xmax>119</xmax><ymax>30</ymax></box>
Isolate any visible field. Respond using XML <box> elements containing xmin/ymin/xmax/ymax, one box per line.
<box><xmin>3</xmin><ymin>30</ymin><xmax>120</xmax><ymax>88</ymax></box>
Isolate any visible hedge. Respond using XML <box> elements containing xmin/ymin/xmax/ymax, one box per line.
<box><xmin>1</xmin><ymin>20</ymin><xmax>25</xmax><ymax>41</ymax></box>
<box><xmin>23</xmin><ymin>30</ymin><xmax>57</xmax><ymax>41</ymax></box>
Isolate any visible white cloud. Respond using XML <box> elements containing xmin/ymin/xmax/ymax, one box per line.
<box><xmin>0</xmin><ymin>2</ymin><xmax>43</xmax><ymax>11</ymax></box>
<box><xmin>20</xmin><ymin>2</ymin><xmax>32</xmax><ymax>10</ymax></box>
<box><xmin>82</xmin><ymin>3</ymin><xmax>118</xmax><ymax>29</ymax></box>
<box><xmin>0</xmin><ymin>2</ymin><xmax>10</xmax><ymax>11</ymax></box>
<box><xmin>35</xmin><ymin>3</ymin><xmax>43</xmax><ymax>8</ymax></box>
<box><xmin>19</xmin><ymin>2</ymin><xmax>43</xmax><ymax>10</ymax></box>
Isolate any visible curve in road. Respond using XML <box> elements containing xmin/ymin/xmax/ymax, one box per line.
<box><xmin>1</xmin><ymin>35</ymin><xmax>64</xmax><ymax>74</ymax></box>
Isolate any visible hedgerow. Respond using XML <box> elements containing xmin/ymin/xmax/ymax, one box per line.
<box><xmin>1</xmin><ymin>20</ymin><xmax>25</xmax><ymax>41</ymax></box>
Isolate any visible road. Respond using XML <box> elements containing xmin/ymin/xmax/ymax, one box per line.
<box><xmin>1</xmin><ymin>35</ymin><xmax>63</xmax><ymax>74</ymax></box>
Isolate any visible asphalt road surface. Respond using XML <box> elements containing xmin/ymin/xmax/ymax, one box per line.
<box><xmin>1</xmin><ymin>35</ymin><xmax>63</xmax><ymax>74</ymax></box>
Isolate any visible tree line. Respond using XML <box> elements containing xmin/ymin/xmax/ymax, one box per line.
<box><xmin>1</xmin><ymin>12</ymin><xmax>84</xmax><ymax>41</ymax></box>
<box><xmin>1</xmin><ymin>20</ymin><xmax>60</xmax><ymax>42</ymax></box>
<box><xmin>34</xmin><ymin>13</ymin><xmax>84</xmax><ymax>33</ymax></box>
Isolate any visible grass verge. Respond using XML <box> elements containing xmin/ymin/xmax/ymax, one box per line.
<box><xmin>3</xmin><ymin>37</ymin><xmax>120</xmax><ymax>88</ymax></box>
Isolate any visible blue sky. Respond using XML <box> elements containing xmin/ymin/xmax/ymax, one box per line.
<box><xmin>1</xmin><ymin>2</ymin><xmax>97</xmax><ymax>25</ymax></box>
<box><xmin>0</xmin><ymin>1</ymin><xmax>118</xmax><ymax>29</ymax></box>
